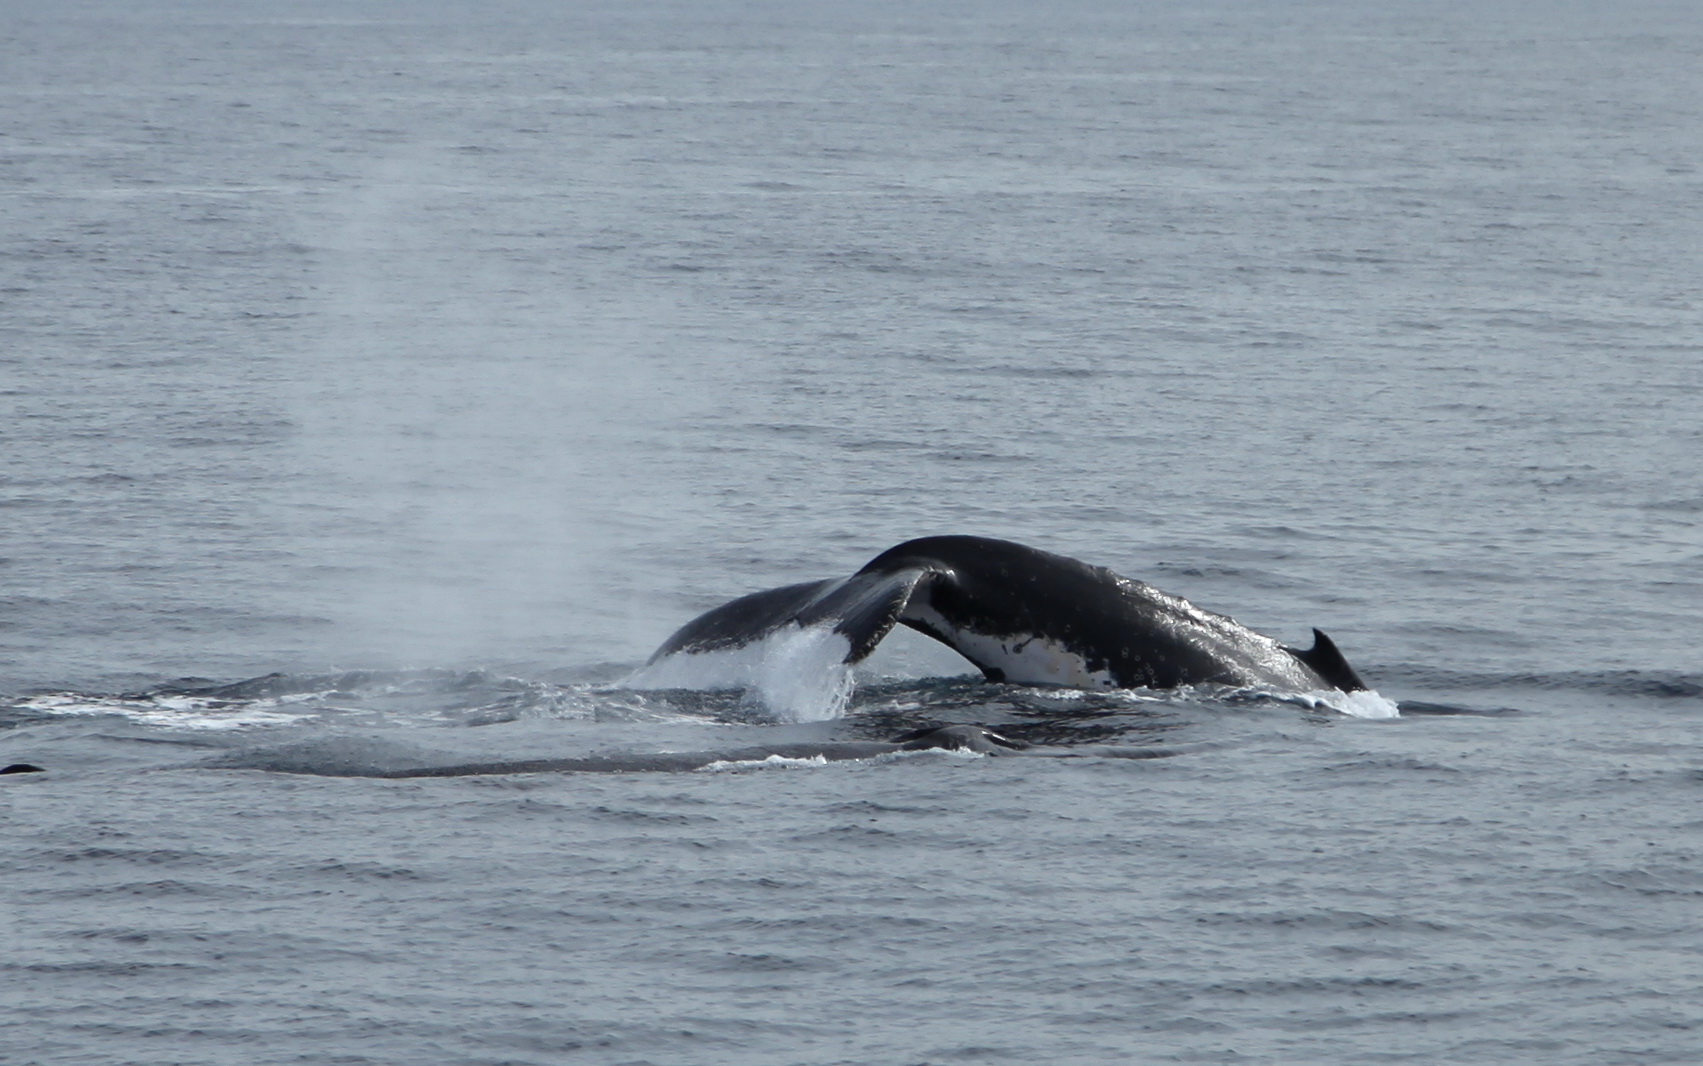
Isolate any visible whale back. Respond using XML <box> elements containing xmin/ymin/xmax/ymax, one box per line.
<box><xmin>862</xmin><ymin>536</ymin><xmax>1361</xmax><ymax>693</ymax></box>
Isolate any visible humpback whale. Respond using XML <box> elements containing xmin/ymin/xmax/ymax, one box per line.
<box><xmin>647</xmin><ymin>536</ymin><xmax>1368</xmax><ymax>694</ymax></box>
<box><xmin>183</xmin><ymin>724</ymin><xmax>1029</xmax><ymax>779</ymax></box>
<box><xmin>360</xmin><ymin>725</ymin><xmax>1027</xmax><ymax>777</ymax></box>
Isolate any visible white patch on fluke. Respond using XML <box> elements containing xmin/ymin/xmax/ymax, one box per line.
<box><xmin>623</xmin><ymin>623</ymin><xmax>856</xmax><ymax>722</ymax></box>
<box><xmin>901</xmin><ymin>602</ymin><xmax>1117</xmax><ymax>688</ymax></box>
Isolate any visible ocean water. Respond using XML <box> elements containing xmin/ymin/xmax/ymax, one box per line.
<box><xmin>4</xmin><ymin>0</ymin><xmax>1701</xmax><ymax>1062</ymax></box>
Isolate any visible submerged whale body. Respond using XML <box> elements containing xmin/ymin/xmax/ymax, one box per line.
<box><xmin>648</xmin><ymin>535</ymin><xmax>1368</xmax><ymax>694</ymax></box>
<box><xmin>210</xmin><ymin>724</ymin><xmax>1029</xmax><ymax>778</ymax></box>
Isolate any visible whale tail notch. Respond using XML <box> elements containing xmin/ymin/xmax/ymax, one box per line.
<box><xmin>647</xmin><ymin>567</ymin><xmax>935</xmax><ymax>666</ymax></box>
<box><xmin>1288</xmin><ymin>628</ymin><xmax>1368</xmax><ymax>692</ymax></box>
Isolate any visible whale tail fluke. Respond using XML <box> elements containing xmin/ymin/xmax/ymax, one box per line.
<box><xmin>647</xmin><ymin>568</ymin><xmax>934</xmax><ymax>666</ymax></box>
<box><xmin>1287</xmin><ymin>628</ymin><xmax>1368</xmax><ymax>692</ymax></box>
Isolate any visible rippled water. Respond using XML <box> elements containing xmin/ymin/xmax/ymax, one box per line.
<box><xmin>4</xmin><ymin>1</ymin><xmax>1701</xmax><ymax>1063</ymax></box>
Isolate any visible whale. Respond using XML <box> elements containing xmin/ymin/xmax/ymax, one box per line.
<box><xmin>646</xmin><ymin>535</ymin><xmax>1368</xmax><ymax>694</ymax></box>
<box><xmin>359</xmin><ymin>724</ymin><xmax>1028</xmax><ymax>776</ymax></box>
<box><xmin>183</xmin><ymin>724</ymin><xmax>1026</xmax><ymax>778</ymax></box>
<box><xmin>275</xmin><ymin>726</ymin><xmax>1212</xmax><ymax>778</ymax></box>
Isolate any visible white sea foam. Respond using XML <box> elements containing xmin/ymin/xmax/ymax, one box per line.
<box><xmin>623</xmin><ymin>623</ymin><xmax>856</xmax><ymax>722</ymax></box>
<box><xmin>16</xmin><ymin>692</ymin><xmax>320</xmax><ymax>730</ymax></box>
<box><xmin>1294</xmin><ymin>688</ymin><xmax>1403</xmax><ymax>720</ymax></box>
<box><xmin>694</xmin><ymin>753</ymin><xmax>832</xmax><ymax>773</ymax></box>
<box><xmin>866</xmin><ymin>746</ymin><xmax>988</xmax><ymax>765</ymax></box>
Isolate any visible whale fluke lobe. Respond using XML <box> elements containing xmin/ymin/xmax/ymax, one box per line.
<box><xmin>646</xmin><ymin>568</ymin><xmax>936</xmax><ymax>665</ymax></box>
<box><xmin>644</xmin><ymin>536</ymin><xmax>1372</xmax><ymax>698</ymax></box>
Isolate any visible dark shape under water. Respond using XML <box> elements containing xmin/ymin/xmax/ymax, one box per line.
<box><xmin>648</xmin><ymin>535</ymin><xmax>1368</xmax><ymax>693</ymax></box>
<box><xmin>219</xmin><ymin>724</ymin><xmax>1030</xmax><ymax>778</ymax></box>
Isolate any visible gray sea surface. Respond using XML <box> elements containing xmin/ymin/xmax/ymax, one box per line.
<box><xmin>4</xmin><ymin>1</ymin><xmax>1701</xmax><ymax>1063</ymax></box>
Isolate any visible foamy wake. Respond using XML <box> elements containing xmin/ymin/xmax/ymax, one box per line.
<box><xmin>1290</xmin><ymin>688</ymin><xmax>1402</xmax><ymax>719</ymax></box>
<box><xmin>622</xmin><ymin>623</ymin><xmax>857</xmax><ymax>722</ymax></box>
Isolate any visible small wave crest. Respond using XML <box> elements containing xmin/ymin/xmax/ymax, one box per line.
<box><xmin>624</xmin><ymin>623</ymin><xmax>856</xmax><ymax>723</ymax></box>
<box><xmin>1221</xmin><ymin>686</ymin><xmax>1402</xmax><ymax>719</ymax></box>
<box><xmin>12</xmin><ymin>692</ymin><xmax>324</xmax><ymax>731</ymax></box>
<box><xmin>1119</xmin><ymin>682</ymin><xmax>1402</xmax><ymax>719</ymax></box>
<box><xmin>695</xmin><ymin>753</ymin><xmax>831</xmax><ymax>773</ymax></box>
<box><xmin>4</xmin><ymin>671</ymin><xmax>656</xmax><ymax>733</ymax></box>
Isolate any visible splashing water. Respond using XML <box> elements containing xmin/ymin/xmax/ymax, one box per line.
<box><xmin>623</xmin><ymin>623</ymin><xmax>857</xmax><ymax>722</ymax></box>
<box><xmin>1294</xmin><ymin>688</ymin><xmax>1403</xmax><ymax>720</ymax></box>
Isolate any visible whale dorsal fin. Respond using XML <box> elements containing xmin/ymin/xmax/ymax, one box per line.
<box><xmin>1287</xmin><ymin>628</ymin><xmax>1368</xmax><ymax>692</ymax></box>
